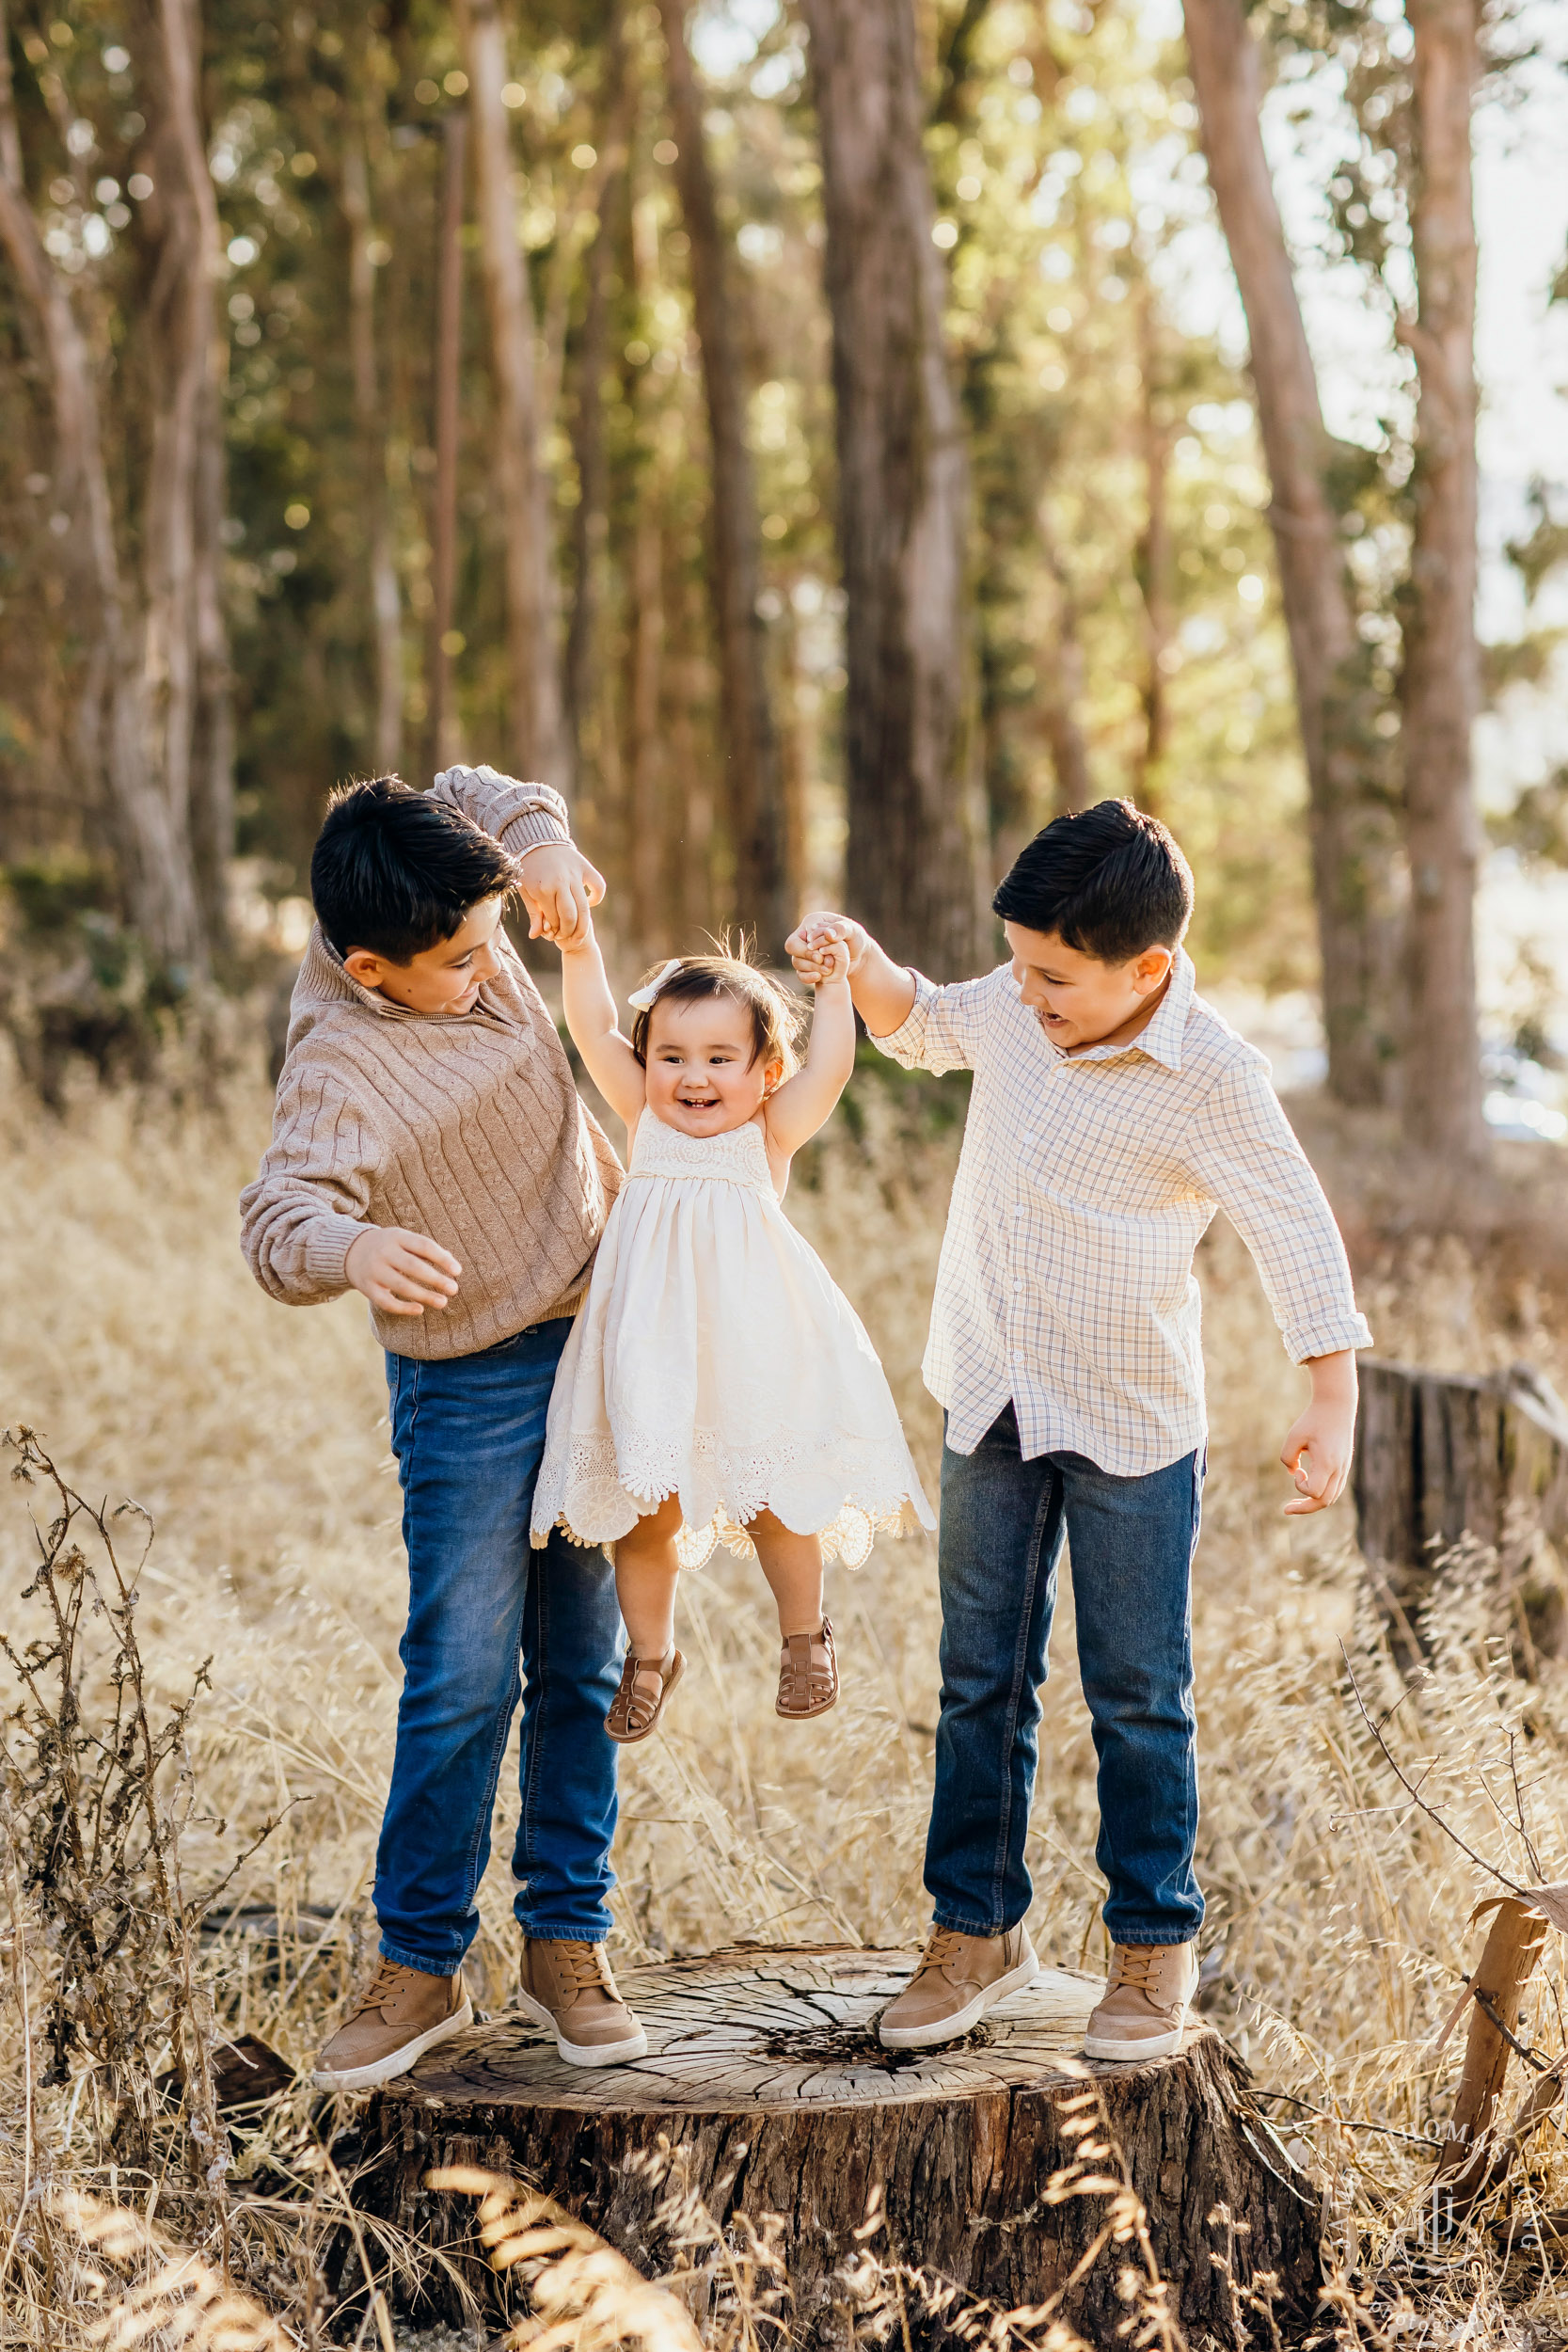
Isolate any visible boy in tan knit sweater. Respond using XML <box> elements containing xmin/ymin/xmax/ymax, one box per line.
<box><xmin>241</xmin><ymin>765</ymin><xmax>647</xmax><ymax>2085</ymax></box>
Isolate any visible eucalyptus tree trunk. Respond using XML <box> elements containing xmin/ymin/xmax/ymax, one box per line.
<box><xmin>457</xmin><ymin>0</ymin><xmax>565</xmax><ymax>787</ymax></box>
<box><xmin>426</xmin><ymin>108</ymin><xmax>466</xmax><ymax>776</ymax></box>
<box><xmin>1036</xmin><ymin>524</ymin><xmax>1093</xmax><ymax>818</ymax></box>
<box><xmin>564</xmin><ymin>8</ymin><xmax>633</xmax><ymax>818</ymax></box>
<box><xmin>1184</xmin><ymin>0</ymin><xmax>1401</xmax><ymax>1107</ymax></box>
<box><xmin>1132</xmin><ymin>293</ymin><xmax>1171</xmax><ymax>819</ymax></box>
<box><xmin>799</xmin><ymin>0</ymin><xmax>985</xmax><ymax>978</ymax></box>
<box><xmin>1400</xmin><ymin>0</ymin><xmax>1484</xmax><ymax>1159</ymax></box>
<box><xmin>0</xmin><ymin>0</ymin><xmax>202</xmax><ymax>962</ymax></box>
<box><xmin>137</xmin><ymin>0</ymin><xmax>232</xmax><ymax>962</ymax></box>
<box><xmin>657</xmin><ymin>0</ymin><xmax>788</xmax><ymax>951</ymax></box>
<box><xmin>341</xmin><ymin>124</ymin><xmax>404</xmax><ymax>777</ymax></box>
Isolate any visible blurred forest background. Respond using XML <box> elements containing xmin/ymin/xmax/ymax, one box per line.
<box><xmin>0</xmin><ymin>0</ymin><xmax>1563</xmax><ymax>1162</ymax></box>
<box><xmin>11</xmin><ymin>6</ymin><xmax>1568</xmax><ymax>2344</ymax></box>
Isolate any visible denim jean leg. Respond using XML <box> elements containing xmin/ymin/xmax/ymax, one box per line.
<box><xmin>512</xmin><ymin>1527</ymin><xmax>624</xmax><ymax>1942</ymax></box>
<box><xmin>925</xmin><ymin>1404</ymin><xmax>1064</xmax><ymax>1936</ymax></box>
<box><xmin>1063</xmin><ymin>1448</ymin><xmax>1205</xmax><ymax>1947</ymax></box>
<box><xmin>375</xmin><ymin>1320</ymin><xmax>615</xmax><ymax>1973</ymax></box>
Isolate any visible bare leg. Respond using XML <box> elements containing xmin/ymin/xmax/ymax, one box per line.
<box><xmin>748</xmin><ymin>1508</ymin><xmax>824</xmax><ymax>1637</ymax></box>
<box><xmin>612</xmin><ymin>1492</ymin><xmax>684</xmax><ymax>1659</ymax></box>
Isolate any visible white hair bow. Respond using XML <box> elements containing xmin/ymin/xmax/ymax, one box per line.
<box><xmin>626</xmin><ymin>958</ymin><xmax>684</xmax><ymax>1010</ymax></box>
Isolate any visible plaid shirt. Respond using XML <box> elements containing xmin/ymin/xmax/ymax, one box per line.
<box><xmin>873</xmin><ymin>948</ymin><xmax>1372</xmax><ymax>1475</ymax></box>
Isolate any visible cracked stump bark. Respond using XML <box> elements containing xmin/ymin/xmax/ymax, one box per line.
<box><xmin>349</xmin><ymin>1945</ymin><xmax>1321</xmax><ymax>2343</ymax></box>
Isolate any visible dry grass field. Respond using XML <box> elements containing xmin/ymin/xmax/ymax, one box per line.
<box><xmin>8</xmin><ymin>1039</ymin><xmax>1568</xmax><ymax>2347</ymax></box>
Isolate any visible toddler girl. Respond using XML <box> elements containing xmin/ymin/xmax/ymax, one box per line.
<box><xmin>531</xmin><ymin>919</ymin><xmax>933</xmax><ymax>1741</ymax></box>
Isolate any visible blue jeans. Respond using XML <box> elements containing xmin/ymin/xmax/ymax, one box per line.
<box><xmin>926</xmin><ymin>1402</ymin><xmax>1204</xmax><ymax>1947</ymax></box>
<box><xmin>375</xmin><ymin>1318</ymin><xmax>624</xmax><ymax>1975</ymax></box>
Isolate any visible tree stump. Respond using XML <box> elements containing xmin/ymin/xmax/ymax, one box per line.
<box><xmin>1353</xmin><ymin>1359</ymin><xmax>1568</xmax><ymax>1655</ymax></box>
<box><xmin>351</xmin><ymin>1945</ymin><xmax>1321</xmax><ymax>2344</ymax></box>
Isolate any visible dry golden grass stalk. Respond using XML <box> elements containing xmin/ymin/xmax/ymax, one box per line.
<box><xmin>45</xmin><ymin>2189</ymin><xmax>293</xmax><ymax>2352</ymax></box>
<box><xmin>14</xmin><ymin>1068</ymin><xmax>1568</xmax><ymax>2343</ymax></box>
<box><xmin>430</xmin><ymin>2165</ymin><xmax>705</xmax><ymax>2352</ymax></box>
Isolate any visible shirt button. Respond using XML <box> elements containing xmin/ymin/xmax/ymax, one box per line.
<box><xmin>1013</xmin><ymin>1280</ymin><xmax>1022</xmax><ymax>1295</ymax></box>
<box><xmin>1022</xmin><ymin>1134</ymin><xmax>1036</xmax><ymax>1146</ymax></box>
<box><xmin>1014</xmin><ymin>1203</ymin><xmax>1025</xmax><ymax>1216</ymax></box>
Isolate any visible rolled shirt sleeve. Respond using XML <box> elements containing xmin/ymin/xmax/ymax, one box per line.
<box><xmin>1180</xmin><ymin>1057</ymin><xmax>1373</xmax><ymax>1363</ymax></box>
<box><xmin>870</xmin><ymin>966</ymin><xmax>1010</xmax><ymax>1077</ymax></box>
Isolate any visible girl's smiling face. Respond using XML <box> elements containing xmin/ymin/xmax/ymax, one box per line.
<box><xmin>642</xmin><ymin>992</ymin><xmax>783</xmax><ymax>1136</ymax></box>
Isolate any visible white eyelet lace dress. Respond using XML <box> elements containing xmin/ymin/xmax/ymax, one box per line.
<box><xmin>530</xmin><ymin>1111</ymin><xmax>934</xmax><ymax>1568</ymax></box>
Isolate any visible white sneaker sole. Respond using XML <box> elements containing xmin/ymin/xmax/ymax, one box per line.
<box><xmin>1082</xmin><ymin>2012</ymin><xmax>1190</xmax><ymax>2063</ymax></box>
<box><xmin>517</xmin><ymin>1987</ymin><xmax>649</xmax><ymax>2069</ymax></box>
<box><xmin>879</xmin><ymin>1945</ymin><xmax>1039</xmax><ymax>2049</ymax></box>
<box><xmin>311</xmin><ymin>1992</ymin><xmax>474</xmax><ymax>2093</ymax></box>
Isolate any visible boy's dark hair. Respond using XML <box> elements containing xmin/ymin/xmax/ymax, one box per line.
<box><xmin>629</xmin><ymin>945</ymin><xmax>805</xmax><ymax>1079</ymax></box>
<box><xmin>310</xmin><ymin>776</ymin><xmax>519</xmax><ymax>962</ymax></box>
<box><xmin>992</xmin><ymin>799</ymin><xmax>1193</xmax><ymax>963</ymax></box>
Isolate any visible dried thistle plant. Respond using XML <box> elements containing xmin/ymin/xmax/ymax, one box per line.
<box><xmin>0</xmin><ymin>1427</ymin><xmax>277</xmax><ymax>2292</ymax></box>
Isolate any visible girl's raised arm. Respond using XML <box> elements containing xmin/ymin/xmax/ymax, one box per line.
<box><xmin>557</xmin><ymin>917</ymin><xmax>647</xmax><ymax>1128</ymax></box>
<box><xmin>764</xmin><ymin>942</ymin><xmax>856</xmax><ymax>1158</ymax></box>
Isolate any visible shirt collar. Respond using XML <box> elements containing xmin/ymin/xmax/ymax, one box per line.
<box><xmin>1053</xmin><ymin>946</ymin><xmax>1196</xmax><ymax>1073</ymax></box>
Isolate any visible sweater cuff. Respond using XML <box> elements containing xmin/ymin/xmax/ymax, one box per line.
<box><xmin>302</xmin><ymin>1215</ymin><xmax>366</xmax><ymax>1294</ymax></box>
<box><xmin>1284</xmin><ymin>1311</ymin><xmax>1374</xmax><ymax>1364</ymax></box>
<box><xmin>503</xmin><ymin>806</ymin><xmax>573</xmax><ymax>862</ymax></box>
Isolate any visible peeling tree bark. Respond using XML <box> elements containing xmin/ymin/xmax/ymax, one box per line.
<box><xmin>1400</xmin><ymin>0</ymin><xmax>1484</xmax><ymax>1159</ymax></box>
<box><xmin>0</xmin><ymin>0</ymin><xmax>206</xmax><ymax>962</ymax></box>
<box><xmin>458</xmin><ymin>0</ymin><xmax>565</xmax><ymax>788</ymax></box>
<box><xmin>135</xmin><ymin>0</ymin><xmax>231</xmax><ymax>966</ymax></box>
<box><xmin>800</xmin><ymin>0</ymin><xmax>985</xmax><ymax>979</ymax></box>
<box><xmin>426</xmin><ymin>108</ymin><xmax>466</xmax><ymax>777</ymax></box>
<box><xmin>1183</xmin><ymin>0</ymin><xmax>1402</xmax><ymax>1108</ymax></box>
<box><xmin>563</xmin><ymin>14</ymin><xmax>632</xmax><ymax>818</ymax></box>
<box><xmin>1132</xmin><ymin>290</ymin><xmax>1171</xmax><ymax>819</ymax></box>
<box><xmin>657</xmin><ymin>0</ymin><xmax>787</xmax><ymax>952</ymax></box>
<box><xmin>341</xmin><ymin>120</ymin><xmax>404</xmax><ymax>778</ymax></box>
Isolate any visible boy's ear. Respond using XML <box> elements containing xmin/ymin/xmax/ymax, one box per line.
<box><xmin>1132</xmin><ymin>945</ymin><xmax>1175</xmax><ymax>993</ymax></box>
<box><xmin>343</xmin><ymin>947</ymin><xmax>388</xmax><ymax>992</ymax></box>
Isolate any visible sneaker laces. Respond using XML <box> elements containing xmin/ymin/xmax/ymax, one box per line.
<box><xmin>347</xmin><ymin>1957</ymin><xmax>410</xmax><ymax>2021</ymax></box>
<box><xmin>1109</xmin><ymin>1945</ymin><xmax>1159</xmax><ymax>1994</ymax></box>
<box><xmin>554</xmin><ymin>1940</ymin><xmax>617</xmax><ymax>2000</ymax></box>
<box><xmin>913</xmin><ymin>1925</ymin><xmax>969</xmax><ymax>1981</ymax></box>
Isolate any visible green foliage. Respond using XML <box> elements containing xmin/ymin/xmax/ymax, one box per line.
<box><xmin>0</xmin><ymin>0</ymin><xmax>1441</xmax><ymax>1006</ymax></box>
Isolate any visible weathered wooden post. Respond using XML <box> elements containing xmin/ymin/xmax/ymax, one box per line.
<box><xmin>347</xmin><ymin>1944</ymin><xmax>1322</xmax><ymax>2343</ymax></box>
<box><xmin>1353</xmin><ymin>1359</ymin><xmax>1568</xmax><ymax>1654</ymax></box>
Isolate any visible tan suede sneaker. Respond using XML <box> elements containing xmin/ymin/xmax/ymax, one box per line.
<box><xmin>517</xmin><ymin>1937</ymin><xmax>649</xmax><ymax>2069</ymax></box>
<box><xmin>1082</xmin><ymin>1942</ymin><xmax>1199</xmax><ymax>2062</ymax></box>
<box><xmin>878</xmin><ymin>1923</ymin><xmax>1038</xmax><ymax>2050</ymax></box>
<box><xmin>311</xmin><ymin>1957</ymin><xmax>472</xmax><ymax>2092</ymax></box>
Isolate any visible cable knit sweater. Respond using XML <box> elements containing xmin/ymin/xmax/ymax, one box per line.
<box><xmin>239</xmin><ymin>766</ymin><xmax>622</xmax><ymax>1359</ymax></box>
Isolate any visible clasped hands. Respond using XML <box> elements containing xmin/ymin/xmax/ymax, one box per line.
<box><xmin>786</xmin><ymin>914</ymin><xmax>863</xmax><ymax>986</ymax></box>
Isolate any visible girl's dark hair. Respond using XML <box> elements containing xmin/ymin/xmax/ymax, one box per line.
<box><xmin>629</xmin><ymin>946</ymin><xmax>805</xmax><ymax>1079</ymax></box>
<box><xmin>992</xmin><ymin>798</ymin><xmax>1193</xmax><ymax>963</ymax></box>
<box><xmin>310</xmin><ymin>776</ymin><xmax>519</xmax><ymax>962</ymax></box>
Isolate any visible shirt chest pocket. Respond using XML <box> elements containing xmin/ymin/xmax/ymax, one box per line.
<box><xmin>1019</xmin><ymin>1074</ymin><xmax>1182</xmax><ymax>1214</ymax></box>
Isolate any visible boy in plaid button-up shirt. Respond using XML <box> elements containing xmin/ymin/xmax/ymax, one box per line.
<box><xmin>789</xmin><ymin>800</ymin><xmax>1370</xmax><ymax>2062</ymax></box>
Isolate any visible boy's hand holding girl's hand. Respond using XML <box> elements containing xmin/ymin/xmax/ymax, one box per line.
<box><xmin>516</xmin><ymin>842</ymin><xmax>605</xmax><ymax>949</ymax></box>
<box><xmin>787</xmin><ymin>913</ymin><xmax>866</xmax><ymax>984</ymax></box>
<box><xmin>799</xmin><ymin>933</ymin><xmax>852</xmax><ymax>988</ymax></box>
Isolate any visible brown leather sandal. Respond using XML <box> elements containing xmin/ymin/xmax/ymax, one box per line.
<box><xmin>606</xmin><ymin>1646</ymin><xmax>685</xmax><ymax>1744</ymax></box>
<box><xmin>776</xmin><ymin>1618</ymin><xmax>838</xmax><ymax>1719</ymax></box>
